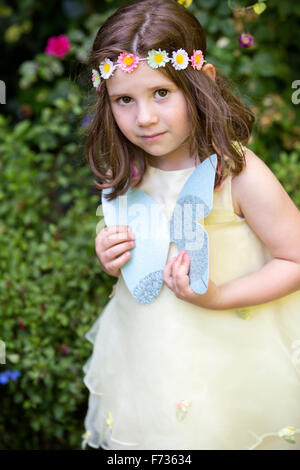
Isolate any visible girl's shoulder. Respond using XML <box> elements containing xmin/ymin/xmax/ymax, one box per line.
<box><xmin>231</xmin><ymin>146</ymin><xmax>288</xmax><ymax>217</ymax></box>
<box><xmin>231</xmin><ymin>147</ymin><xmax>300</xmax><ymax>263</ymax></box>
<box><xmin>231</xmin><ymin>146</ymin><xmax>253</xmax><ymax>218</ymax></box>
<box><xmin>231</xmin><ymin>146</ymin><xmax>283</xmax><ymax>217</ymax></box>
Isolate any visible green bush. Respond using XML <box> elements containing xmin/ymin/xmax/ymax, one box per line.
<box><xmin>0</xmin><ymin>99</ymin><xmax>115</xmax><ymax>450</ymax></box>
<box><xmin>270</xmin><ymin>146</ymin><xmax>300</xmax><ymax>208</ymax></box>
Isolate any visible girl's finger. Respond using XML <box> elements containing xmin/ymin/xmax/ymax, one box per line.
<box><xmin>173</xmin><ymin>252</ymin><xmax>190</xmax><ymax>291</ymax></box>
<box><xmin>105</xmin><ymin>240</ymin><xmax>135</xmax><ymax>261</ymax></box>
<box><xmin>173</xmin><ymin>251</ymin><xmax>184</xmax><ymax>273</ymax></box>
<box><xmin>171</xmin><ymin>252</ymin><xmax>182</xmax><ymax>289</ymax></box>
<box><xmin>163</xmin><ymin>257</ymin><xmax>176</xmax><ymax>288</ymax></box>
<box><xmin>107</xmin><ymin>250</ymin><xmax>131</xmax><ymax>272</ymax></box>
<box><xmin>169</xmin><ymin>255</ymin><xmax>177</xmax><ymax>277</ymax></box>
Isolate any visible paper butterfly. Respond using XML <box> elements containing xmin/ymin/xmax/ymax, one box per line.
<box><xmin>101</xmin><ymin>153</ymin><xmax>217</xmax><ymax>304</ymax></box>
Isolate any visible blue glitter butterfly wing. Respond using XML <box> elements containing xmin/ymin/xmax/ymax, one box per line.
<box><xmin>102</xmin><ymin>187</ymin><xmax>170</xmax><ymax>304</ymax></box>
<box><xmin>169</xmin><ymin>153</ymin><xmax>217</xmax><ymax>294</ymax></box>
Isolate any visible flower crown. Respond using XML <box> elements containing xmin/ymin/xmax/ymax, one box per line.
<box><xmin>91</xmin><ymin>48</ymin><xmax>206</xmax><ymax>90</ymax></box>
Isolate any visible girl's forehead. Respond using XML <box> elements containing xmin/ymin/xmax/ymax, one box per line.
<box><xmin>106</xmin><ymin>62</ymin><xmax>175</xmax><ymax>95</ymax></box>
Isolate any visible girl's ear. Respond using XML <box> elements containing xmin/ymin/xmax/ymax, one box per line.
<box><xmin>202</xmin><ymin>63</ymin><xmax>216</xmax><ymax>82</ymax></box>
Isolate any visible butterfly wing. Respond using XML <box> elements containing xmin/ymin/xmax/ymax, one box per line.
<box><xmin>170</xmin><ymin>153</ymin><xmax>217</xmax><ymax>294</ymax></box>
<box><xmin>101</xmin><ymin>186</ymin><xmax>170</xmax><ymax>304</ymax></box>
<box><xmin>101</xmin><ymin>152</ymin><xmax>217</xmax><ymax>301</ymax></box>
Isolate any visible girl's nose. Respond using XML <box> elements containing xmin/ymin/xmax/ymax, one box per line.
<box><xmin>136</xmin><ymin>103</ymin><xmax>159</xmax><ymax>127</ymax></box>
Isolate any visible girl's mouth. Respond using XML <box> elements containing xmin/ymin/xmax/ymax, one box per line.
<box><xmin>141</xmin><ymin>132</ymin><xmax>167</xmax><ymax>141</ymax></box>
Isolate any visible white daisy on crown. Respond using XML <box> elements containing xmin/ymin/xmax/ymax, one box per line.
<box><xmin>91</xmin><ymin>48</ymin><xmax>206</xmax><ymax>90</ymax></box>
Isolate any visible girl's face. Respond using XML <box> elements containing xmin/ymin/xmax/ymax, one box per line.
<box><xmin>106</xmin><ymin>62</ymin><xmax>193</xmax><ymax>170</ymax></box>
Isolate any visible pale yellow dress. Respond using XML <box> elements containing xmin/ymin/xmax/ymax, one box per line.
<box><xmin>82</xmin><ymin>163</ymin><xmax>300</xmax><ymax>450</ymax></box>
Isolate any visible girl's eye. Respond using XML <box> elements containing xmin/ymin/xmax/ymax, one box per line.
<box><xmin>117</xmin><ymin>89</ymin><xmax>169</xmax><ymax>105</ymax></box>
<box><xmin>155</xmin><ymin>88</ymin><xmax>169</xmax><ymax>99</ymax></box>
<box><xmin>118</xmin><ymin>96</ymin><xmax>131</xmax><ymax>105</ymax></box>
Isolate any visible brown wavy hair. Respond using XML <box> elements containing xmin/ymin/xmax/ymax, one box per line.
<box><xmin>83</xmin><ymin>0</ymin><xmax>255</xmax><ymax>201</ymax></box>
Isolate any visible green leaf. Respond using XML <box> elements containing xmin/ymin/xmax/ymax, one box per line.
<box><xmin>53</xmin><ymin>404</ymin><xmax>64</xmax><ymax>420</ymax></box>
<box><xmin>31</xmin><ymin>420</ymin><xmax>41</xmax><ymax>431</ymax></box>
<box><xmin>253</xmin><ymin>2</ymin><xmax>267</xmax><ymax>15</ymax></box>
<box><xmin>13</xmin><ymin>120</ymin><xmax>31</xmax><ymax>138</ymax></box>
<box><xmin>253</xmin><ymin>52</ymin><xmax>276</xmax><ymax>77</ymax></box>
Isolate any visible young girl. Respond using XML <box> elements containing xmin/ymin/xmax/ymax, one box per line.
<box><xmin>82</xmin><ymin>0</ymin><xmax>300</xmax><ymax>450</ymax></box>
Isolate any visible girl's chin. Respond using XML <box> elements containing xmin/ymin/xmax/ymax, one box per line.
<box><xmin>140</xmin><ymin>144</ymin><xmax>173</xmax><ymax>156</ymax></box>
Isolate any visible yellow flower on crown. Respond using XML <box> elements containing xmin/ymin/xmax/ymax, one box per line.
<box><xmin>92</xmin><ymin>69</ymin><xmax>101</xmax><ymax>88</ymax></box>
<box><xmin>171</xmin><ymin>49</ymin><xmax>189</xmax><ymax>70</ymax></box>
<box><xmin>100</xmin><ymin>58</ymin><xmax>116</xmax><ymax>79</ymax></box>
<box><xmin>147</xmin><ymin>49</ymin><xmax>170</xmax><ymax>68</ymax></box>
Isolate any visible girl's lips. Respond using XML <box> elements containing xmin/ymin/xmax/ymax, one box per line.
<box><xmin>141</xmin><ymin>132</ymin><xmax>166</xmax><ymax>141</ymax></box>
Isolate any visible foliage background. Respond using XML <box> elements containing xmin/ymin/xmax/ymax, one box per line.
<box><xmin>0</xmin><ymin>0</ymin><xmax>299</xmax><ymax>450</ymax></box>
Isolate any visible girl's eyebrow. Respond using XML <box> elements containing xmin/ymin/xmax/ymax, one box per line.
<box><xmin>108</xmin><ymin>84</ymin><xmax>174</xmax><ymax>98</ymax></box>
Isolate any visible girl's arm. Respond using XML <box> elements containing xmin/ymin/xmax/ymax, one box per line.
<box><xmin>217</xmin><ymin>148</ymin><xmax>300</xmax><ymax>309</ymax></box>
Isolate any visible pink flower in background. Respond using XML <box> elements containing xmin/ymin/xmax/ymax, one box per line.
<box><xmin>45</xmin><ymin>34</ymin><xmax>70</xmax><ymax>59</ymax></box>
<box><xmin>238</xmin><ymin>33</ymin><xmax>254</xmax><ymax>48</ymax></box>
<box><xmin>60</xmin><ymin>344</ymin><xmax>70</xmax><ymax>356</ymax></box>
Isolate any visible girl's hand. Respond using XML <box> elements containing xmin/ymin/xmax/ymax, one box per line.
<box><xmin>95</xmin><ymin>225</ymin><xmax>136</xmax><ymax>277</ymax></box>
<box><xmin>163</xmin><ymin>250</ymin><xmax>222</xmax><ymax>310</ymax></box>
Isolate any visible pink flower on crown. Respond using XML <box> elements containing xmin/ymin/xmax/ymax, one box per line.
<box><xmin>45</xmin><ymin>34</ymin><xmax>70</xmax><ymax>59</ymax></box>
<box><xmin>117</xmin><ymin>52</ymin><xmax>140</xmax><ymax>73</ymax></box>
<box><xmin>191</xmin><ymin>49</ymin><xmax>204</xmax><ymax>70</ymax></box>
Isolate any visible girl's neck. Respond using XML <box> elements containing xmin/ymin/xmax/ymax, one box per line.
<box><xmin>146</xmin><ymin>156</ymin><xmax>200</xmax><ymax>171</ymax></box>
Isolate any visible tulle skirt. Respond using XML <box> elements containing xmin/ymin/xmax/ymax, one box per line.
<box><xmin>82</xmin><ymin>273</ymin><xmax>300</xmax><ymax>450</ymax></box>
